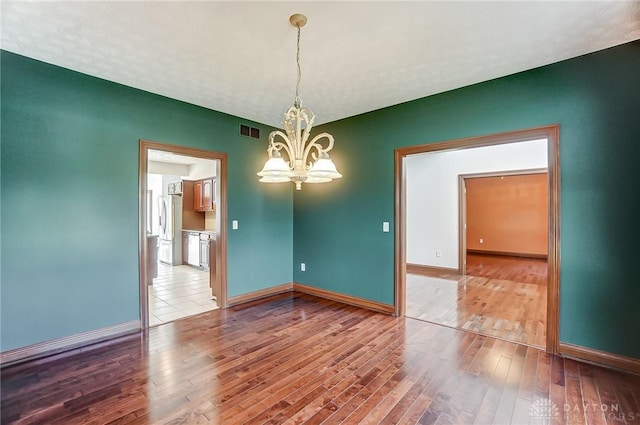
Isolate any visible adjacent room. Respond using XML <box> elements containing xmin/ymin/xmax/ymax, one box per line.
<box><xmin>145</xmin><ymin>149</ymin><xmax>220</xmax><ymax>325</ymax></box>
<box><xmin>405</xmin><ymin>139</ymin><xmax>549</xmax><ymax>348</ymax></box>
<box><xmin>1</xmin><ymin>2</ymin><xmax>639</xmax><ymax>424</ymax></box>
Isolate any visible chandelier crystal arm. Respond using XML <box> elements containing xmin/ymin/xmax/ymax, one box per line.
<box><xmin>300</xmin><ymin>108</ymin><xmax>315</xmax><ymax>146</ymax></box>
<box><xmin>303</xmin><ymin>132</ymin><xmax>335</xmax><ymax>166</ymax></box>
<box><xmin>282</xmin><ymin>107</ymin><xmax>302</xmax><ymax>158</ymax></box>
<box><xmin>268</xmin><ymin>131</ymin><xmax>295</xmax><ymax>163</ymax></box>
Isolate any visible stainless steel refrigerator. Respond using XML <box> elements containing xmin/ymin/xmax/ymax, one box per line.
<box><xmin>158</xmin><ymin>194</ymin><xmax>183</xmax><ymax>265</ymax></box>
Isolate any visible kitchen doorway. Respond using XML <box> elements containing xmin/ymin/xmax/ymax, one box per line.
<box><xmin>394</xmin><ymin>125</ymin><xmax>560</xmax><ymax>354</ymax></box>
<box><xmin>139</xmin><ymin>140</ymin><xmax>228</xmax><ymax>329</ymax></box>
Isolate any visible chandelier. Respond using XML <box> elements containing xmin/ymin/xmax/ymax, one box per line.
<box><xmin>258</xmin><ymin>14</ymin><xmax>342</xmax><ymax>190</ymax></box>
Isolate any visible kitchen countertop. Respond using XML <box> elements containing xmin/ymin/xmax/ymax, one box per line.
<box><xmin>183</xmin><ymin>229</ymin><xmax>216</xmax><ymax>236</ymax></box>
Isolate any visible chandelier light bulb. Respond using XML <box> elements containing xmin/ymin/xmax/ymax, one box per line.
<box><xmin>308</xmin><ymin>152</ymin><xmax>343</xmax><ymax>179</ymax></box>
<box><xmin>257</xmin><ymin>150</ymin><xmax>294</xmax><ymax>178</ymax></box>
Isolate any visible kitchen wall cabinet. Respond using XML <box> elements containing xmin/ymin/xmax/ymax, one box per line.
<box><xmin>193</xmin><ymin>178</ymin><xmax>215</xmax><ymax>212</ymax></box>
<box><xmin>194</xmin><ymin>181</ymin><xmax>202</xmax><ymax>211</ymax></box>
<box><xmin>181</xmin><ymin>180</ymin><xmax>205</xmax><ymax>230</ymax></box>
<box><xmin>202</xmin><ymin>179</ymin><xmax>214</xmax><ymax>211</ymax></box>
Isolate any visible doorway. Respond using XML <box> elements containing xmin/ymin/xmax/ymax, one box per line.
<box><xmin>459</xmin><ymin>169</ymin><xmax>548</xmax><ymax>275</ymax></box>
<box><xmin>395</xmin><ymin>125</ymin><xmax>560</xmax><ymax>354</ymax></box>
<box><xmin>139</xmin><ymin>140</ymin><xmax>228</xmax><ymax>329</ymax></box>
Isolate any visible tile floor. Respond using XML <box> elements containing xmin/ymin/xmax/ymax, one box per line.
<box><xmin>148</xmin><ymin>262</ymin><xmax>218</xmax><ymax>326</ymax></box>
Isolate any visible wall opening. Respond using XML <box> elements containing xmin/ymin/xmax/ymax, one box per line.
<box><xmin>395</xmin><ymin>125</ymin><xmax>560</xmax><ymax>353</ymax></box>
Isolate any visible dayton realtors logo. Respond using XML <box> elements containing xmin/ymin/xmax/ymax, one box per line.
<box><xmin>564</xmin><ymin>402</ymin><xmax>639</xmax><ymax>422</ymax></box>
<box><xmin>530</xmin><ymin>398</ymin><xmax>639</xmax><ymax>424</ymax></box>
<box><xmin>530</xmin><ymin>398</ymin><xmax>560</xmax><ymax>425</ymax></box>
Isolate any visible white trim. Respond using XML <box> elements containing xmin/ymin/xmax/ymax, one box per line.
<box><xmin>0</xmin><ymin>320</ymin><xmax>141</xmax><ymax>367</ymax></box>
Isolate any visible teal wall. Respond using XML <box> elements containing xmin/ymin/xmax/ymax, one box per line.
<box><xmin>0</xmin><ymin>51</ymin><xmax>293</xmax><ymax>352</ymax></box>
<box><xmin>294</xmin><ymin>41</ymin><xmax>640</xmax><ymax>359</ymax></box>
<box><xmin>3</xmin><ymin>41</ymin><xmax>639</xmax><ymax>359</ymax></box>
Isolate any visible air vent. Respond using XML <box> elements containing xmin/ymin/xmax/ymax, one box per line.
<box><xmin>240</xmin><ymin>124</ymin><xmax>260</xmax><ymax>139</ymax></box>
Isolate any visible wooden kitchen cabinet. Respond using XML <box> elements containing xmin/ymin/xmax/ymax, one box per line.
<box><xmin>181</xmin><ymin>180</ymin><xmax>204</xmax><ymax>230</ymax></box>
<box><xmin>202</xmin><ymin>179</ymin><xmax>214</xmax><ymax>211</ymax></box>
<box><xmin>194</xmin><ymin>180</ymin><xmax>203</xmax><ymax>211</ymax></box>
<box><xmin>193</xmin><ymin>178</ymin><xmax>215</xmax><ymax>212</ymax></box>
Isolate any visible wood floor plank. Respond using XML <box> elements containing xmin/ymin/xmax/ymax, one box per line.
<box><xmin>276</xmin><ymin>319</ymin><xmax>416</xmax><ymax>424</ymax></box>
<box><xmin>407</xmin><ymin>253</ymin><xmax>547</xmax><ymax>347</ymax></box>
<box><xmin>2</xmin><ymin>292</ymin><xmax>640</xmax><ymax>425</ymax></box>
<box><xmin>229</xmin><ymin>314</ymin><xmax>398</xmax><ymax>423</ymax></box>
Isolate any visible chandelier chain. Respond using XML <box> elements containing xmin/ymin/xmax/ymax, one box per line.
<box><xmin>295</xmin><ymin>25</ymin><xmax>302</xmax><ymax>108</ymax></box>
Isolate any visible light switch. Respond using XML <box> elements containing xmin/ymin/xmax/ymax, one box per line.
<box><xmin>301</xmin><ymin>263</ymin><xmax>306</xmax><ymax>272</ymax></box>
<box><xmin>232</xmin><ymin>220</ymin><xmax>238</xmax><ymax>230</ymax></box>
<box><xmin>382</xmin><ymin>222</ymin><xmax>390</xmax><ymax>232</ymax></box>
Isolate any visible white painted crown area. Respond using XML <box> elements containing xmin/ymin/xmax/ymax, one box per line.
<box><xmin>1</xmin><ymin>1</ymin><xmax>639</xmax><ymax>128</ymax></box>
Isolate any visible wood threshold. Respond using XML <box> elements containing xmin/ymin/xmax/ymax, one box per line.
<box><xmin>0</xmin><ymin>320</ymin><xmax>140</xmax><ymax>368</ymax></box>
<box><xmin>395</xmin><ymin>124</ymin><xmax>561</xmax><ymax>354</ymax></box>
<box><xmin>560</xmin><ymin>342</ymin><xmax>640</xmax><ymax>375</ymax></box>
<box><xmin>293</xmin><ymin>283</ymin><xmax>394</xmax><ymax>315</ymax></box>
<box><xmin>406</xmin><ymin>263</ymin><xmax>459</xmax><ymax>275</ymax></box>
<box><xmin>227</xmin><ymin>283</ymin><xmax>293</xmax><ymax>306</ymax></box>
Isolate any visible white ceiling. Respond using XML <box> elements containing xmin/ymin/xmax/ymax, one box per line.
<box><xmin>148</xmin><ymin>149</ymin><xmax>212</xmax><ymax>166</ymax></box>
<box><xmin>148</xmin><ymin>149</ymin><xmax>217</xmax><ymax>178</ymax></box>
<box><xmin>2</xmin><ymin>1</ymin><xmax>639</xmax><ymax>128</ymax></box>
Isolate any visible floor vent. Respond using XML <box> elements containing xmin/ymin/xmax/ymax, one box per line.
<box><xmin>240</xmin><ymin>124</ymin><xmax>260</xmax><ymax>139</ymax></box>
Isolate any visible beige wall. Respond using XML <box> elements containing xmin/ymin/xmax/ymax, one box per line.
<box><xmin>466</xmin><ymin>173</ymin><xmax>548</xmax><ymax>256</ymax></box>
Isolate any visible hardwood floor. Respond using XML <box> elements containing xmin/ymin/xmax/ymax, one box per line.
<box><xmin>465</xmin><ymin>253</ymin><xmax>548</xmax><ymax>286</ymax></box>
<box><xmin>2</xmin><ymin>293</ymin><xmax>639</xmax><ymax>424</ymax></box>
<box><xmin>406</xmin><ymin>254</ymin><xmax>547</xmax><ymax>347</ymax></box>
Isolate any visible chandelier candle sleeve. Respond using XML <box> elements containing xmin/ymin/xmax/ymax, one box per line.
<box><xmin>257</xmin><ymin>13</ymin><xmax>342</xmax><ymax>191</ymax></box>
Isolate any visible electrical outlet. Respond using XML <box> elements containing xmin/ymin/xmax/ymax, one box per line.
<box><xmin>382</xmin><ymin>221</ymin><xmax>390</xmax><ymax>232</ymax></box>
<box><xmin>300</xmin><ymin>263</ymin><xmax>306</xmax><ymax>272</ymax></box>
<box><xmin>435</xmin><ymin>250</ymin><xmax>441</xmax><ymax>257</ymax></box>
<box><xmin>479</xmin><ymin>238</ymin><xmax>483</xmax><ymax>244</ymax></box>
<box><xmin>232</xmin><ymin>220</ymin><xmax>238</xmax><ymax>230</ymax></box>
